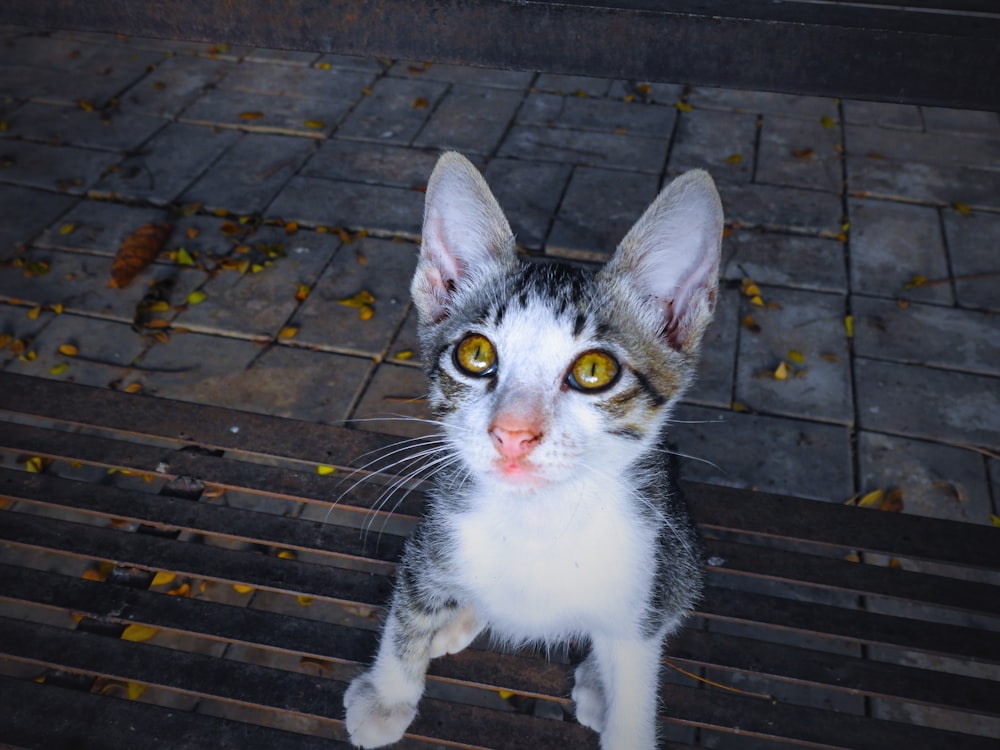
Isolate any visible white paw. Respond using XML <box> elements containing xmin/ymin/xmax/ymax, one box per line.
<box><xmin>572</xmin><ymin>661</ymin><xmax>607</xmax><ymax>733</ymax></box>
<box><xmin>428</xmin><ymin>606</ymin><xmax>479</xmax><ymax>658</ymax></box>
<box><xmin>343</xmin><ymin>672</ymin><xmax>416</xmax><ymax>748</ymax></box>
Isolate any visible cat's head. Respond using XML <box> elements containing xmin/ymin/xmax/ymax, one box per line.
<box><xmin>411</xmin><ymin>152</ymin><xmax>723</xmax><ymax>490</ymax></box>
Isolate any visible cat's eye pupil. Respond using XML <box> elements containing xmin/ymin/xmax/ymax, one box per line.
<box><xmin>455</xmin><ymin>334</ymin><xmax>497</xmax><ymax>377</ymax></box>
<box><xmin>568</xmin><ymin>351</ymin><xmax>620</xmax><ymax>392</ymax></box>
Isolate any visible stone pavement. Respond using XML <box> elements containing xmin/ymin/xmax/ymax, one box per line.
<box><xmin>0</xmin><ymin>26</ymin><xmax>998</xmax><ymax>525</ymax></box>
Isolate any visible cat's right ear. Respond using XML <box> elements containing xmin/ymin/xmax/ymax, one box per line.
<box><xmin>412</xmin><ymin>152</ymin><xmax>517</xmax><ymax>324</ymax></box>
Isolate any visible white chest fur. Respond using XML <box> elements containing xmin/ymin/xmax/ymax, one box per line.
<box><xmin>446</xmin><ymin>477</ymin><xmax>657</xmax><ymax>642</ymax></box>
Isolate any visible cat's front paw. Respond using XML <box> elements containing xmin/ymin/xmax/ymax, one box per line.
<box><xmin>571</xmin><ymin>659</ymin><xmax>607</xmax><ymax>733</ymax></box>
<box><xmin>344</xmin><ymin>672</ymin><xmax>416</xmax><ymax>748</ymax></box>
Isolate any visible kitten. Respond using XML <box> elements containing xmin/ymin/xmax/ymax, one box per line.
<box><xmin>344</xmin><ymin>152</ymin><xmax>723</xmax><ymax>749</ymax></box>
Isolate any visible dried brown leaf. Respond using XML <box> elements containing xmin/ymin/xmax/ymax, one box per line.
<box><xmin>109</xmin><ymin>222</ymin><xmax>173</xmax><ymax>289</ymax></box>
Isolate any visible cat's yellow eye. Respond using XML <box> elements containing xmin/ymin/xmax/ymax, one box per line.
<box><xmin>568</xmin><ymin>350</ymin><xmax>620</xmax><ymax>392</ymax></box>
<box><xmin>454</xmin><ymin>334</ymin><xmax>497</xmax><ymax>377</ymax></box>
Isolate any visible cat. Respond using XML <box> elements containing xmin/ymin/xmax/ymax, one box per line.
<box><xmin>343</xmin><ymin>151</ymin><xmax>723</xmax><ymax>749</ymax></box>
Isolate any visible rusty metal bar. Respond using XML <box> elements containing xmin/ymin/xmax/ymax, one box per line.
<box><xmin>0</xmin><ymin>0</ymin><xmax>998</xmax><ymax>110</ymax></box>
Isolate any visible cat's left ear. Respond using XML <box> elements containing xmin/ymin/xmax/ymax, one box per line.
<box><xmin>412</xmin><ymin>152</ymin><xmax>517</xmax><ymax>324</ymax></box>
<box><xmin>601</xmin><ymin>170</ymin><xmax>723</xmax><ymax>353</ymax></box>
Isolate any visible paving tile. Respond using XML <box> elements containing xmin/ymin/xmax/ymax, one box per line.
<box><xmin>389</xmin><ymin>61</ymin><xmax>534</xmax><ymax>89</ymax></box>
<box><xmin>315</xmin><ymin>53</ymin><xmax>387</xmax><ymax>73</ymax></box>
<box><xmin>173</xmin><ymin>227</ymin><xmax>339</xmax><ymax>339</ymax></box>
<box><xmin>846</xmin><ymin>124</ymin><xmax>1000</xmax><ymax>169</ymax></box>
<box><xmin>131</xmin><ymin>331</ymin><xmax>264</xmax><ymax>404</ymax></box>
<box><xmin>670</xmin><ymin>403</ymin><xmax>853</xmax><ymax>501</ymax></box>
<box><xmin>0</xmin><ymin>35</ymin><xmax>166</xmax><ymax>105</ymax></box>
<box><xmin>852</xmin><ymin>295</ymin><xmax>1000</xmax><ymax>377</ymax></box>
<box><xmin>180</xmin><ymin>133</ymin><xmax>316</xmax><ymax>215</ymax></box>
<box><xmin>721</xmin><ymin>230</ymin><xmax>847</xmax><ymax>293</ymax></box>
<box><xmin>34</xmin><ymin>199</ymin><xmax>170</xmax><ymax>256</ymax></box>
<box><xmin>268</xmin><ymin>176</ymin><xmax>425</xmax><ymax>237</ymax></box>
<box><xmin>683</xmin><ymin>285</ymin><xmax>740</xmax><ymax>408</ymax></box>
<box><xmin>847</xmin><ymin>198</ymin><xmax>952</xmax><ymax>304</ymax></box>
<box><xmin>219</xmin><ymin>63</ymin><xmax>373</xmax><ymax>102</ymax></box>
<box><xmin>857</xmin><ymin>431</ymin><xmax>992</xmax><ymax>524</ymax></box>
<box><xmin>848</xmin><ymin>156</ymin><xmax>1000</xmax><ymax>209</ymax></box>
<box><xmin>533</xmin><ymin>73</ymin><xmax>610</xmax><ymax>97</ymax></box>
<box><xmin>302</xmin><ymin>139</ymin><xmax>442</xmax><ymax>189</ymax></box>
<box><xmin>385</xmin><ymin>307</ymin><xmax>424</xmax><ymax>367</ymax></box>
<box><xmin>841</xmin><ymin>100</ymin><xmax>923</xmax><ymax>131</ymax></box>
<box><xmin>413</xmin><ymin>84</ymin><xmax>523</xmax><ymax>154</ymax></box>
<box><xmin>200</xmin><ymin>343</ymin><xmax>372</xmax><ymax>424</ymax></box>
<box><xmin>90</xmin><ymin>122</ymin><xmax>242</xmax><ymax>204</ymax></box>
<box><xmin>0</xmin><ymin>302</ymin><xmax>56</xmax><ymax>367</ymax></box>
<box><xmin>735</xmin><ymin>286</ymin><xmax>852</xmax><ymax>425</ymax></box>
<box><xmin>668</xmin><ymin>108</ymin><xmax>758</xmax><ymax>184</ymax></box>
<box><xmin>3</xmin><ymin>313</ymin><xmax>146</xmax><ymax>388</ymax></box>
<box><xmin>289</xmin><ymin>237</ymin><xmax>417</xmax><ymax>358</ymax></box>
<box><xmin>546</xmin><ymin>166</ymin><xmax>658</xmax><ymax>257</ymax></box>
<box><xmin>756</xmin><ymin>115</ymin><xmax>843</xmax><ymax>193</ymax></box>
<box><xmin>482</xmin><ymin>158</ymin><xmax>572</xmax><ymax>250</ymax></box>
<box><xmin>921</xmin><ymin>107</ymin><xmax>1000</xmax><ymax>137</ymax></box>
<box><xmin>608</xmin><ymin>80</ymin><xmax>685</xmax><ymax>105</ymax></box>
<box><xmin>0</xmin><ymin>139</ymin><xmax>116</xmax><ymax>194</ymax></box>
<box><xmin>0</xmin><ymin>246</ymin><xmax>207</xmax><ymax>323</ymax></box>
<box><xmin>119</xmin><ymin>54</ymin><xmax>235</xmax><ymax>119</ymax></box>
<box><xmin>517</xmin><ymin>93</ymin><xmax>676</xmax><ymax>136</ymax></box>
<box><xmin>352</xmin><ymin>361</ymin><xmax>434</xmax><ymax>438</ymax></box>
<box><xmin>941</xmin><ymin>208</ymin><xmax>1000</xmax><ymax>312</ymax></box>
<box><xmin>685</xmin><ymin>87</ymin><xmax>838</xmax><ymax>120</ymax></box>
<box><xmin>854</xmin><ymin>358</ymin><xmax>1000</xmax><ymax>450</ymax></box>
<box><xmin>179</xmin><ymin>88</ymin><xmax>345</xmax><ymax>138</ymax></box>
<box><xmin>718</xmin><ymin>182</ymin><xmax>843</xmax><ymax>235</ymax></box>
<box><xmin>499</xmin><ymin>124</ymin><xmax>667</xmax><ymax>173</ymax></box>
<box><xmin>3</xmin><ymin>100</ymin><xmax>165</xmax><ymax>152</ymax></box>
<box><xmin>0</xmin><ymin>184</ymin><xmax>76</xmax><ymax>259</ymax></box>
<box><xmin>337</xmin><ymin>76</ymin><xmax>449</xmax><ymax>144</ymax></box>
<box><xmin>242</xmin><ymin>49</ymin><xmax>321</xmax><ymax>66</ymax></box>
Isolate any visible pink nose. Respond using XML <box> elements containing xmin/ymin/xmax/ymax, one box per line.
<box><xmin>489</xmin><ymin>419</ymin><xmax>542</xmax><ymax>461</ymax></box>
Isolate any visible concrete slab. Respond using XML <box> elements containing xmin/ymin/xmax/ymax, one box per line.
<box><xmin>852</xmin><ymin>295</ymin><xmax>1000</xmax><ymax>376</ymax></box>
<box><xmin>180</xmin><ymin>133</ymin><xmax>316</xmax><ymax>215</ymax></box>
<box><xmin>855</xmin><ymin>358</ymin><xmax>1000</xmax><ymax>450</ymax></box>
<box><xmin>302</xmin><ymin>139</ymin><xmax>442</xmax><ymax>189</ymax></box>
<box><xmin>0</xmin><ymin>184</ymin><xmax>76</xmax><ymax>259</ymax></box>
<box><xmin>413</xmin><ymin>84</ymin><xmax>523</xmax><ymax>154</ymax></box>
<box><xmin>756</xmin><ymin>114</ymin><xmax>843</xmax><ymax>193</ymax></box>
<box><xmin>718</xmin><ymin>182</ymin><xmax>843</xmax><ymax>235</ymax></box>
<box><xmin>482</xmin><ymin>158</ymin><xmax>572</xmax><ymax>251</ymax></box>
<box><xmin>499</xmin><ymin>123</ymin><xmax>668</xmax><ymax>173</ymax></box>
<box><xmin>1</xmin><ymin>100</ymin><xmax>165</xmax><ymax>152</ymax></box>
<box><xmin>668</xmin><ymin>108</ymin><xmax>758</xmax><ymax>184</ymax></box>
<box><xmin>721</xmin><ymin>230</ymin><xmax>847</xmax><ymax>294</ymax></box>
<box><xmin>517</xmin><ymin>92</ymin><xmax>676</xmax><ymax>136</ymax></box>
<box><xmin>0</xmin><ymin>138</ymin><xmax>116</xmax><ymax>195</ymax></box>
<box><xmin>734</xmin><ymin>286</ymin><xmax>853</xmax><ymax>425</ymax></box>
<box><xmin>337</xmin><ymin>75</ymin><xmax>448</xmax><ymax>144</ymax></box>
<box><xmin>941</xmin><ymin>208</ymin><xmax>1000</xmax><ymax>312</ymax></box>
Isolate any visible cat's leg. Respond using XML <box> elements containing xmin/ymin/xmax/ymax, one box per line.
<box><xmin>571</xmin><ymin>649</ymin><xmax>608</xmax><ymax>733</ymax></box>
<box><xmin>587</xmin><ymin>633</ymin><xmax>665</xmax><ymax>750</ymax></box>
<box><xmin>429</xmin><ymin>603</ymin><xmax>481</xmax><ymax>658</ymax></box>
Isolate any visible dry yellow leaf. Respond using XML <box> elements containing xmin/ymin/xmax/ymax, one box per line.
<box><xmin>124</xmin><ymin>382</ymin><xmax>144</xmax><ymax>394</ymax></box>
<box><xmin>168</xmin><ymin>582</ymin><xmax>191</xmax><ymax>597</ymax></box>
<box><xmin>725</xmin><ymin>154</ymin><xmax>743</xmax><ymax>164</ymax></box>
<box><xmin>676</xmin><ymin>101</ymin><xmax>693</xmax><ymax>113</ymax></box>
<box><xmin>412</xmin><ymin>97</ymin><xmax>429</xmax><ymax>109</ymax></box>
<box><xmin>232</xmin><ymin>584</ymin><xmax>254</xmax><ymax>594</ymax></box>
<box><xmin>78</xmin><ymin>99</ymin><xmax>95</xmax><ymax>112</ymax></box>
<box><xmin>151</xmin><ymin>571</ymin><xmax>176</xmax><ymax>587</ymax></box>
<box><xmin>741</xmin><ymin>315</ymin><xmax>761</xmax><ymax>333</ymax></box>
<box><xmin>278</xmin><ymin>326</ymin><xmax>298</xmax><ymax>340</ymax></box>
<box><xmin>27</xmin><ymin>306</ymin><xmax>41</xmax><ymax>320</ymax></box>
<box><xmin>49</xmin><ymin>303</ymin><xmax>65</xmax><ymax>314</ymax></box>
<box><xmin>58</xmin><ymin>222</ymin><xmax>76</xmax><ymax>235</ymax></box>
<box><xmin>120</xmin><ymin>624</ymin><xmax>159</xmax><ymax>642</ymax></box>
<box><xmin>295</xmin><ymin>283</ymin><xmax>310</xmax><ymax>302</ymax></box>
<box><xmin>277</xmin><ymin>550</ymin><xmax>297</xmax><ymax>560</ymax></box>
<box><xmin>773</xmin><ymin>361</ymin><xmax>790</xmax><ymax>380</ymax></box>
<box><xmin>820</xmin><ymin>115</ymin><xmax>836</xmax><ymax>129</ymax></box>
<box><xmin>951</xmin><ymin>202</ymin><xmax>972</xmax><ymax>216</ymax></box>
<box><xmin>303</xmin><ymin>119</ymin><xmax>325</xmax><ymax>130</ymax></box>
<box><xmin>239</xmin><ymin>111</ymin><xmax>264</xmax><ymax>120</ymax></box>
<box><xmin>175</xmin><ymin>247</ymin><xmax>196</xmax><ymax>266</ymax></box>
<box><xmin>127</xmin><ymin>682</ymin><xmax>146</xmax><ymax>701</ymax></box>
<box><xmin>395</xmin><ymin>350</ymin><xmax>414</xmax><ymax>361</ymax></box>
<box><xmin>285</xmin><ymin>221</ymin><xmax>299</xmax><ymax>234</ymax></box>
<box><xmin>844</xmin><ymin>552</ymin><xmax>861</xmax><ymax>563</ymax></box>
<box><xmin>58</xmin><ymin>343</ymin><xmax>79</xmax><ymax>357</ymax></box>
<box><xmin>359</xmin><ymin>304</ymin><xmax>374</xmax><ymax>321</ymax></box>
<box><xmin>991</xmin><ymin>514</ymin><xmax>1000</xmax><ymax>528</ymax></box>
<box><xmin>25</xmin><ymin>456</ymin><xmax>44</xmax><ymax>473</ymax></box>
<box><xmin>49</xmin><ymin>363</ymin><xmax>69</xmax><ymax>376</ymax></box>
<box><xmin>186</xmin><ymin>290</ymin><xmax>207</xmax><ymax>305</ymax></box>
<box><xmin>317</xmin><ymin>464</ymin><xmax>336</xmax><ymax>476</ymax></box>
<box><xmin>857</xmin><ymin>489</ymin><xmax>884</xmax><ymax>508</ymax></box>
<box><xmin>297</xmin><ymin>595</ymin><xmax>314</xmax><ymax>606</ymax></box>
<box><xmin>731</xmin><ymin>401</ymin><xmax>749</xmax><ymax>413</ymax></box>
<box><xmin>787</xmin><ymin>350</ymin><xmax>805</xmax><ymax>364</ymax></box>
<box><xmin>844</xmin><ymin>315</ymin><xmax>854</xmax><ymax>338</ymax></box>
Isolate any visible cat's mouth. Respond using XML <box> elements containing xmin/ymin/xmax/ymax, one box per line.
<box><xmin>493</xmin><ymin>458</ymin><xmax>548</xmax><ymax>488</ymax></box>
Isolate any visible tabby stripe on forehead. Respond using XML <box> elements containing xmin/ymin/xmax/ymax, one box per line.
<box><xmin>572</xmin><ymin>312</ymin><xmax>587</xmax><ymax>338</ymax></box>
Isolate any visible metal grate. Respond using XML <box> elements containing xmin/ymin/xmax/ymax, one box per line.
<box><xmin>1</xmin><ymin>372</ymin><xmax>998</xmax><ymax>749</ymax></box>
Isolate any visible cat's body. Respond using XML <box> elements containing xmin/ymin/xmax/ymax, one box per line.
<box><xmin>344</xmin><ymin>152</ymin><xmax>723</xmax><ymax>749</ymax></box>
